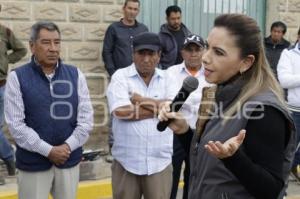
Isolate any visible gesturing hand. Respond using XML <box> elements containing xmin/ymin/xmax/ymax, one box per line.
<box><xmin>204</xmin><ymin>130</ymin><xmax>246</xmax><ymax>159</ymax></box>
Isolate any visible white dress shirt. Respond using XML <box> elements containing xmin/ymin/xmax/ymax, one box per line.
<box><xmin>106</xmin><ymin>63</ymin><xmax>176</xmax><ymax>175</ymax></box>
<box><xmin>167</xmin><ymin>62</ymin><xmax>212</xmax><ymax>129</ymax></box>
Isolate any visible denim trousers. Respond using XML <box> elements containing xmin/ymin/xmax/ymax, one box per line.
<box><xmin>292</xmin><ymin>111</ymin><xmax>300</xmax><ymax>167</ymax></box>
<box><xmin>0</xmin><ymin>86</ymin><xmax>14</xmax><ymax>162</ymax></box>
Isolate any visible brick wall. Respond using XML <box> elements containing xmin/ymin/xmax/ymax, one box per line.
<box><xmin>266</xmin><ymin>0</ymin><xmax>300</xmax><ymax>43</ymax></box>
<box><xmin>0</xmin><ymin>0</ymin><xmax>126</xmax><ymax>150</ymax></box>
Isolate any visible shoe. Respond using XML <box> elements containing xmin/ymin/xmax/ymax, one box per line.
<box><xmin>291</xmin><ymin>166</ymin><xmax>300</xmax><ymax>182</ymax></box>
<box><xmin>4</xmin><ymin>160</ymin><xmax>15</xmax><ymax>176</ymax></box>
<box><xmin>0</xmin><ymin>175</ymin><xmax>5</xmax><ymax>185</ymax></box>
<box><xmin>105</xmin><ymin>155</ymin><xmax>114</xmax><ymax>163</ymax></box>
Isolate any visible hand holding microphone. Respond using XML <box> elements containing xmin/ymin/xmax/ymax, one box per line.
<box><xmin>158</xmin><ymin>101</ymin><xmax>190</xmax><ymax>134</ymax></box>
<box><xmin>157</xmin><ymin>76</ymin><xmax>199</xmax><ymax>132</ymax></box>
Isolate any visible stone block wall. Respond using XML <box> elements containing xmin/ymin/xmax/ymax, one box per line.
<box><xmin>1</xmin><ymin>0</ymin><xmax>298</xmax><ymax>150</ymax></box>
<box><xmin>0</xmin><ymin>0</ymin><xmax>126</xmax><ymax>150</ymax></box>
<box><xmin>266</xmin><ymin>0</ymin><xmax>300</xmax><ymax>43</ymax></box>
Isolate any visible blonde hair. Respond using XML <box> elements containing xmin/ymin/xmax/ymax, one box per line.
<box><xmin>214</xmin><ymin>14</ymin><xmax>287</xmax><ymax>118</ymax></box>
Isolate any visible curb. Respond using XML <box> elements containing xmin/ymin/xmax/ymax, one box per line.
<box><xmin>0</xmin><ymin>179</ymin><xmax>112</xmax><ymax>199</ymax></box>
<box><xmin>1</xmin><ymin>180</ymin><xmax>299</xmax><ymax>199</ymax></box>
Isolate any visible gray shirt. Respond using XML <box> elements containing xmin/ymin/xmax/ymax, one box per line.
<box><xmin>102</xmin><ymin>19</ymin><xmax>148</xmax><ymax>76</ymax></box>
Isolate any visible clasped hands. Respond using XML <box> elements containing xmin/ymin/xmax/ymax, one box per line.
<box><xmin>48</xmin><ymin>143</ymin><xmax>71</xmax><ymax>165</ymax></box>
<box><xmin>158</xmin><ymin>101</ymin><xmax>246</xmax><ymax>159</ymax></box>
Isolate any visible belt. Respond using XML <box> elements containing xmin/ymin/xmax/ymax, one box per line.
<box><xmin>0</xmin><ymin>79</ymin><xmax>6</xmax><ymax>87</ymax></box>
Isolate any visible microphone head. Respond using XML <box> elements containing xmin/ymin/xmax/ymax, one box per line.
<box><xmin>182</xmin><ymin>76</ymin><xmax>199</xmax><ymax>93</ymax></box>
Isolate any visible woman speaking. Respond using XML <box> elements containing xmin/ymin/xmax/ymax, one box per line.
<box><xmin>159</xmin><ymin>14</ymin><xmax>296</xmax><ymax>199</ymax></box>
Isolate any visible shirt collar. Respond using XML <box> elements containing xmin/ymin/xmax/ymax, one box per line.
<box><xmin>32</xmin><ymin>56</ymin><xmax>59</xmax><ymax>78</ymax></box>
<box><xmin>180</xmin><ymin>61</ymin><xmax>203</xmax><ymax>77</ymax></box>
<box><xmin>33</xmin><ymin>56</ymin><xmax>59</xmax><ymax>69</ymax></box>
<box><xmin>119</xmin><ymin>19</ymin><xmax>138</xmax><ymax>27</ymax></box>
<box><xmin>127</xmin><ymin>63</ymin><xmax>164</xmax><ymax>79</ymax></box>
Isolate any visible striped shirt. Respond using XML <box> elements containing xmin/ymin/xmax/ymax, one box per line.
<box><xmin>4</xmin><ymin>68</ymin><xmax>93</xmax><ymax>157</ymax></box>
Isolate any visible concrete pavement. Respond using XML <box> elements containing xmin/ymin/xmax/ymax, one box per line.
<box><xmin>0</xmin><ymin>158</ymin><xmax>299</xmax><ymax>199</ymax></box>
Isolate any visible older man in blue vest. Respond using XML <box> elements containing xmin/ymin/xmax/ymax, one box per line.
<box><xmin>4</xmin><ymin>21</ymin><xmax>93</xmax><ymax>199</ymax></box>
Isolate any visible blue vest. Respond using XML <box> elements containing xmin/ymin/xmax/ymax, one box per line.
<box><xmin>14</xmin><ymin>58</ymin><xmax>82</xmax><ymax>171</ymax></box>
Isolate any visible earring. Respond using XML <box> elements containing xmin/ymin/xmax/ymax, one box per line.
<box><xmin>240</xmin><ymin>69</ymin><xmax>245</xmax><ymax>75</ymax></box>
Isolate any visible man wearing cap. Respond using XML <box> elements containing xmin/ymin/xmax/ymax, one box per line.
<box><xmin>106</xmin><ymin>32</ymin><xmax>177</xmax><ymax>199</ymax></box>
<box><xmin>0</xmin><ymin>3</ymin><xmax>27</xmax><ymax>185</ymax></box>
<box><xmin>102</xmin><ymin>0</ymin><xmax>148</xmax><ymax>163</ymax></box>
<box><xmin>167</xmin><ymin>34</ymin><xmax>211</xmax><ymax>199</ymax></box>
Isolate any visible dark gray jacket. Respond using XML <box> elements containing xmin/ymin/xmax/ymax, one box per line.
<box><xmin>102</xmin><ymin>20</ymin><xmax>148</xmax><ymax>76</ymax></box>
<box><xmin>264</xmin><ymin>36</ymin><xmax>290</xmax><ymax>78</ymax></box>
<box><xmin>188</xmin><ymin>90</ymin><xmax>296</xmax><ymax>199</ymax></box>
<box><xmin>158</xmin><ymin>23</ymin><xmax>190</xmax><ymax>69</ymax></box>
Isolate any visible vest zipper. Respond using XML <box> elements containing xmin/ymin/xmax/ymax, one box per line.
<box><xmin>49</xmin><ymin>81</ymin><xmax>53</xmax><ymax>91</ymax></box>
<box><xmin>47</xmin><ymin>75</ymin><xmax>53</xmax><ymax>92</ymax></box>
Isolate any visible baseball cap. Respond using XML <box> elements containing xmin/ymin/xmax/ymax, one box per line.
<box><xmin>182</xmin><ymin>34</ymin><xmax>205</xmax><ymax>49</ymax></box>
<box><xmin>133</xmin><ymin>32</ymin><xmax>161</xmax><ymax>52</ymax></box>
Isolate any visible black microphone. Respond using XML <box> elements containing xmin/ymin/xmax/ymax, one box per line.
<box><xmin>157</xmin><ymin>76</ymin><xmax>199</xmax><ymax>132</ymax></box>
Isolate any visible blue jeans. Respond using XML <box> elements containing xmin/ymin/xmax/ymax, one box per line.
<box><xmin>292</xmin><ymin>111</ymin><xmax>300</xmax><ymax>167</ymax></box>
<box><xmin>0</xmin><ymin>86</ymin><xmax>14</xmax><ymax>162</ymax></box>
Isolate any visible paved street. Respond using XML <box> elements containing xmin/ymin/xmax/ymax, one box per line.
<box><xmin>1</xmin><ymin>161</ymin><xmax>299</xmax><ymax>198</ymax></box>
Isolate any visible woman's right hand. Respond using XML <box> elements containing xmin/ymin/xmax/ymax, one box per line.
<box><xmin>158</xmin><ymin>101</ymin><xmax>189</xmax><ymax>134</ymax></box>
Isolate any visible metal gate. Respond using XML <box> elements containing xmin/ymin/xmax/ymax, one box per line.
<box><xmin>138</xmin><ymin>0</ymin><xmax>266</xmax><ymax>38</ymax></box>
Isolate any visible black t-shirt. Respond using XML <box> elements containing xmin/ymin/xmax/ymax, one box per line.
<box><xmin>170</xmin><ymin>28</ymin><xmax>185</xmax><ymax>65</ymax></box>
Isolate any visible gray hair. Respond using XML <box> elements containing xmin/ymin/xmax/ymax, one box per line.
<box><xmin>30</xmin><ymin>21</ymin><xmax>60</xmax><ymax>42</ymax></box>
